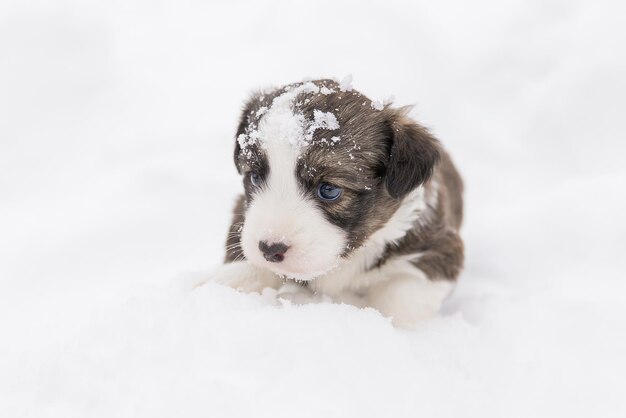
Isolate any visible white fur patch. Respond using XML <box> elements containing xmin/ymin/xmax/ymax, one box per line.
<box><xmin>239</xmin><ymin>86</ymin><xmax>347</xmax><ymax>281</ymax></box>
<box><xmin>207</xmin><ymin>261</ymin><xmax>283</xmax><ymax>293</ymax></box>
<box><xmin>366</xmin><ymin>269</ymin><xmax>453</xmax><ymax>328</ymax></box>
<box><xmin>312</xmin><ymin>187</ymin><xmax>429</xmax><ymax>295</ymax></box>
<box><xmin>306</xmin><ymin>185</ymin><xmax>451</xmax><ymax>327</ymax></box>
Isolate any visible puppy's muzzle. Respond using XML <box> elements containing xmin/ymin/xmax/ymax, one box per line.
<box><xmin>259</xmin><ymin>241</ymin><xmax>289</xmax><ymax>263</ymax></box>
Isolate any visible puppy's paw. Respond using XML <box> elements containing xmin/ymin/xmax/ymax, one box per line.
<box><xmin>366</xmin><ymin>275</ymin><xmax>453</xmax><ymax>328</ymax></box>
<box><xmin>207</xmin><ymin>261</ymin><xmax>282</xmax><ymax>294</ymax></box>
<box><xmin>275</xmin><ymin>282</ymin><xmax>331</xmax><ymax>304</ymax></box>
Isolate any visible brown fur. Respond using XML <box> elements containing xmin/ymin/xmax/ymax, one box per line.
<box><xmin>374</xmin><ymin>152</ymin><xmax>464</xmax><ymax>280</ymax></box>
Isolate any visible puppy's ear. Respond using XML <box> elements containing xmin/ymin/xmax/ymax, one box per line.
<box><xmin>384</xmin><ymin>108</ymin><xmax>441</xmax><ymax>199</ymax></box>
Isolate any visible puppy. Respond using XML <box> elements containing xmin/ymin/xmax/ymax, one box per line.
<box><xmin>212</xmin><ymin>79</ymin><xmax>463</xmax><ymax>327</ymax></box>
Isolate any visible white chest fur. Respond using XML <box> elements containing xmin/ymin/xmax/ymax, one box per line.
<box><xmin>311</xmin><ymin>187</ymin><xmax>428</xmax><ymax>296</ymax></box>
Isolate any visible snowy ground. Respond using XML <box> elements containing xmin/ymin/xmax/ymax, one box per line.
<box><xmin>1</xmin><ymin>1</ymin><xmax>625</xmax><ymax>417</ymax></box>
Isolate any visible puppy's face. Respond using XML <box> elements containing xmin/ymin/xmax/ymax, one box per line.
<box><xmin>233</xmin><ymin>80</ymin><xmax>439</xmax><ymax>280</ymax></box>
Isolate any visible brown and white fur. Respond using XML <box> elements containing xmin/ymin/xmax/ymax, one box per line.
<box><xmin>209</xmin><ymin>79</ymin><xmax>463</xmax><ymax>328</ymax></box>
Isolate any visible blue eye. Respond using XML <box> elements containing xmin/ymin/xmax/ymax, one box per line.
<box><xmin>317</xmin><ymin>182</ymin><xmax>342</xmax><ymax>201</ymax></box>
<box><xmin>250</xmin><ymin>172</ymin><xmax>262</xmax><ymax>187</ymax></box>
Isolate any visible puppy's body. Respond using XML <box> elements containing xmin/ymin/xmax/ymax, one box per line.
<box><xmin>214</xmin><ymin>79</ymin><xmax>463</xmax><ymax>327</ymax></box>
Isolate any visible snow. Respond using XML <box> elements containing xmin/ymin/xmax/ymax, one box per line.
<box><xmin>309</xmin><ymin>109</ymin><xmax>340</xmax><ymax>137</ymax></box>
<box><xmin>238</xmin><ymin>82</ymin><xmax>340</xmax><ymax>153</ymax></box>
<box><xmin>238</xmin><ymin>81</ymin><xmax>332</xmax><ymax>152</ymax></box>
<box><xmin>255</xmin><ymin>106</ymin><xmax>268</xmax><ymax>117</ymax></box>
<box><xmin>1</xmin><ymin>0</ymin><xmax>626</xmax><ymax>417</ymax></box>
<box><xmin>339</xmin><ymin>74</ymin><xmax>354</xmax><ymax>92</ymax></box>
<box><xmin>371</xmin><ymin>100</ymin><xmax>384</xmax><ymax>110</ymax></box>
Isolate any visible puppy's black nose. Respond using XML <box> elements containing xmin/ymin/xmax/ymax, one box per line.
<box><xmin>259</xmin><ymin>241</ymin><xmax>289</xmax><ymax>263</ymax></box>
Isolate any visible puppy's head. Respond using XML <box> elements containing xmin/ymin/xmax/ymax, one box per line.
<box><xmin>233</xmin><ymin>79</ymin><xmax>439</xmax><ymax>280</ymax></box>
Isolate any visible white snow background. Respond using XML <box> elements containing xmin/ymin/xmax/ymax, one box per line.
<box><xmin>1</xmin><ymin>1</ymin><xmax>625</xmax><ymax>417</ymax></box>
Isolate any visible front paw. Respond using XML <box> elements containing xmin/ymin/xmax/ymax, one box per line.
<box><xmin>208</xmin><ymin>261</ymin><xmax>282</xmax><ymax>293</ymax></box>
<box><xmin>275</xmin><ymin>282</ymin><xmax>331</xmax><ymax>304</ymax></box>
<box><xmin>366</xmin><ymin>276</ymin><xmax>453</xmax><ymax>328</ymax></box>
